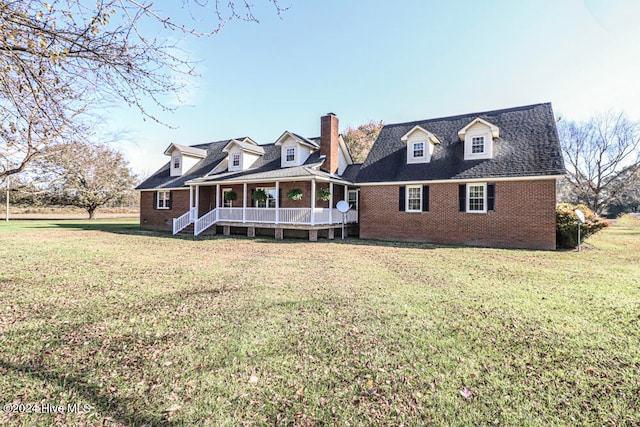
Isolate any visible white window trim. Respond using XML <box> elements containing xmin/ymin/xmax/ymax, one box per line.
<box><xmin>406</xmin><ymin>185</ymin><xmax>422</xmax><ymax>212</ymax></box>
<box><xmin>232</xmin><ymin>153</ymin><xmax>241</xmax><ymax>168</ymax></box>
<box><xmin>222</xmin><ymin>188</ymin><xmax>233</xmax><ymax>208</ymax></box>
<box><xmin>412</xmin><ymin>142</ymin><xmax>425</xmax><ymax>158</ymax></box>
<box><xmin>285</xmin><ymin>147</ymin><xmax>296</xmax><ymax>162</ymax></box>
<box><xmin>348</xmin><ymin>189</ymin><xmax>358</xmax><ymax>211</ymax></box>
<box><xmin>157</xmin><ymin>191</ymin><xmax>170</xmax><ymax>209</ymax></box>
<box><xmin>467</xmin><ymin>183</ymin><xmax>487</xmax><ymax>213</ymax></box>
<box><xmin>471</xmin><ymin>136</ymin><xmax>485</xmax><ymax>154</ymax></box>
<box><xmin>255</xmin><ymin>187</ymin><xmax>277</xmax><ymax>208</ymax></box>
<box><xmin>173</xmin><ymin>156</ymin><xmax>181</xmax><ymax>169</ymax></box>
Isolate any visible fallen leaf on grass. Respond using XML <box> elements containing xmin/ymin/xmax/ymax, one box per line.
<box><xmin>296</xmin><ymin>386</ymin><xmax>305</xmax><ymax>397</ymax></box>
<box><xmin>460</xmin><ymin>386</ymin><xmax>474</xmax><ymax>400</ymax></box>
<box><xmin>165</xmin><ymin>404</ymin><xmax>181</xmax><ymax>414</ymax></box>
<box><xmin>249</xmin><ymin>373</ymin><xmax>259</xmax><ymax>384</ymax></box>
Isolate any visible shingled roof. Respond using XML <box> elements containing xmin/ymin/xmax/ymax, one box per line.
<box><xmin>356</xmin><ymin>103</ymin><xmax>566</xmax><ymax>183</ymax></box>
<box><xmin>136</xmin><ymin>137</ymin><xmax>351</xmax><ymax>190</ymax></box>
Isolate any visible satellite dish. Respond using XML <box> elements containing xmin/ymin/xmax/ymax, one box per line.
<box><xmin>336</xmin><ymin>200</ymin><xmax>350</xmax><ymax>213</ymax></box>
<box><xmin>575</xmin><ymin>209</ymin><xmax>586</xmax><ymax>223</ymax></box>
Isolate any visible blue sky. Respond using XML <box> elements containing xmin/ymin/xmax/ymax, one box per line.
<box><xmin>107</xmin><ymin>0</ymin><xmax>640</xmax><ymax>176</ymax></box>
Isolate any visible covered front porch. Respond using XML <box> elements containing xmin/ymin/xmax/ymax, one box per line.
<box><xmin>173</xmin><ymin>176</ymin><xmax>359</xmax><ymax>239</ymax></box>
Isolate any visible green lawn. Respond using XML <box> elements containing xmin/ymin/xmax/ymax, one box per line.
<box><xmin>0</xmin><ymin>217</ymin><xmax>638</xmax><ymax>426</ymax></box>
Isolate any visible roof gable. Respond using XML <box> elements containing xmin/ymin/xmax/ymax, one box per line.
<box><xmin>400</xmin><ymin>125</ymin><xmax>441</xmax><ymax>145</ymax></box>
<box><xmin>458</xmin><ymin>118</ymin><xmax>500</xmax><ymax>140</ymax></box>
<box><xmin>274</xmin><ymin>131</ymin><xmax>319</xmax><ymax>149</ymax></box>
<box><xmin>163</xmin><ymin>143</ymin><xmax>207</xmax><ymax>158</ymax></box>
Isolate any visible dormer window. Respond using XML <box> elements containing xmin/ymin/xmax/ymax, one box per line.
<box><xmin>459</xmin><ymin>118</ymin><xmax>499</xmax><ymax>160</ymax></box>
<box><xmin>401</xmin><ymin>126</ymin><xmax>440</xmax><ymax>164</ymax></box>
<box><xmin>471</xmin><ymin>136</ymin><xmax>485</xmax><ymax>154</ymax></box>
<box><xmin>286</xmin><ymin>148</ymin><xmax>295</xmax><ymax>162</ymax></box>
<box><xmin>232</xmin><ymin>154</ymin><xmax>240</xmax><ymax>167</ymax></box>
<box><xmin>412</xmin><ymin>142</ymin><xmax>425</xmax><ymax>158</ymax></box>
<box><xmin>173</xmin><ymin>157</ymin><xmax>180</xmax><ymax>169</ymax></box>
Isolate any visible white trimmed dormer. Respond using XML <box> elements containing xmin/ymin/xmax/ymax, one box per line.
<box><xmin>458</xmin><ymin>118</ymin><xmax>499</xmax><ymax>160</ymax></box>
<box><xmin>164</xmin><ymin>143</ymin><xmax>207</xmax><ymax>177</ymax></box>
<box><xmin>401</xmin><ymin>125</ymin><xmax>440</xmax><ymax>164</ymax></box>
<box><xmin>222</xmin><ymin>138</ymin><xmax>264</xmax><ymax>172</ymax></box>
<box><xmin>275</xmin><ymin>131</ymin><xmax>316</xmax><ymax>168</ymax></box>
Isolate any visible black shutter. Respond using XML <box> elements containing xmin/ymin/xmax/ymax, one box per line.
<box><xmin>459</xmin><ymin>184</ymin><xmax>466</xmax><ymax>212</ymax></box>
<box><xmin>167</xmin><ymin>191</ymin><xmax>172</xmax><ymax>209</ymax></box>
<box><xmin>422</xmin><ymin>185</ymin><xmax>429</xmax><ymax>212</ymax></box>
<box><xmin>250</xmin><ymin>189</ymin><xmax>255</xmax><ymax>207</ymax></box>
<box><xmin>399</xmin><ymin>186</ymin><xmax>406</xmax><ymax>211</ymax></box>
<box><xmin>487</xmin><ymin>184</ymin><xmax>495</xmax><ymax>211</ymax></box>
<box><xmin>153</xmin><ymin>191</ymin><xmax>157</xmax><ymax>210</ymax></box>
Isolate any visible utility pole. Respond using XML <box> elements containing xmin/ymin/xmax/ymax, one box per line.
<box><xmin>5</xmin><ymin>174</ymin><xmax>9</xmax><ymax>222</ymax></box>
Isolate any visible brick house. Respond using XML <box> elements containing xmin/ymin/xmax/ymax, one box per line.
<box><xmin>137</xmin><ymin>113</ymin><xmax>361</xmax><ymax>241</ymax></box>
<box><xmin>137</xmin><ymin>103</ymin><xmax>565</xmax><ymax>248</ymax></box>
<box><xmin>356</xmin><ymin>103</ymin><xmax>566</xmax><ymax>249</ymax></box>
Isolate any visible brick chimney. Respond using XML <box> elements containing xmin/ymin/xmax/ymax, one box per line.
<box><xmin>320</xmin><ymin>112</ymin><xmax>339</xmax><ymax>174</ymax></box>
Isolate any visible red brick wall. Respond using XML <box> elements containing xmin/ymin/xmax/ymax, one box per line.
<box><xmin>139</xmin><ymin>189</ymin><xmax>190</xmax><ymax>231</ymax></box>
<box><xmin>320</xmin><ymin>114</ymin><xmax>339</xmax><ymax>174</ymax></box>
<box><xmin>359</xmin><ymin>180</ymin><xmax>557</xmax><ymax>250</ymax></box>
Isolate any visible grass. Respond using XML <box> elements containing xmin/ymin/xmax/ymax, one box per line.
<box><xmin>0</xmin><ymin>217</ymin><xmax>638</xmax><ymax>426</ymax></box>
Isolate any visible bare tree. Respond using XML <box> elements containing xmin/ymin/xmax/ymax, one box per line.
<box><xmin>0</xmin><ymin>0</ymin><xmax>289</xmax><ymax>179</ymax></box>
<box><xmin>41</xmin><ymin>141</ymin><xmax>137</xmax><ymax>219</ymax></box>
<box><xmin>342</xmin><ymin>120</ymin><xmax>384</xmax><ymax>163</ymax></box>
<box><xmin>558</xmin><ymin>111</ymin><xmax>640</xmax><ymax>214</ymax></box>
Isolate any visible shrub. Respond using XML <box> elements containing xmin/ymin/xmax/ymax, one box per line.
<box><xmin>316</xmin><ymin>188</ymin><xmax>332</xmax><ymax>202</ymax></box>
<box><xmin>251</xmin><ymin>189</ymin><xmax>268</xmax><ymax>201</ymax></box>
<box><xmin>224</xmin><ymin>190</ymin><xmax>237</xmax><ymax>202</ymax></box>
<box><xmin>556</xmin><ymin>203</ymin><xmax>608</xmax><ymax>248</ymax></box>
<box><xmin>287</xmin><ymin>188</ymin><xmax>303</xmax><ymax>201</ymax></box>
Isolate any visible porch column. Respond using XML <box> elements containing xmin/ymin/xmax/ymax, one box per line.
<box><xmin>216</xmin><ymin>184</ymin><xmax>220</xmax><ymax>221</ymax></box>
<box><xmin>189</xmin><ymin>186</ymin><xmax>194</xmax><ymax>221</ymax></box>
<box><xmin>195</xmin><ymin>185</ymin><xmax>200</xmax><ymax>216</ymax></box>
<box><xmin>242</xmin><ymin>183</ymin><xmax>247</xmax><ymax>223</ymax></box>
<box><xmin>275</xmin><ymin>181</ymin><xmax>280</xmax><ymax>224</ymax></box>
<box><xmin>329</xmin><ymin>182</ymin><xmax>334</xmax><ymax>224</ymax></box>
<box><xmin>344</xmin><ymin>185</ymin><xmax>348</xmax><ymax>202</ymax></box>
<box><xmin>311</xmin><ymin>179</ymin><xmax>316</xmax><ymax>225</ymax></box>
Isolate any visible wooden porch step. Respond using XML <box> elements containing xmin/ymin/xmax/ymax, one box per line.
<box><xmin>178</xmin><ymin>223</ymin><xmax>195</xmax><ymax>235</ymax></box>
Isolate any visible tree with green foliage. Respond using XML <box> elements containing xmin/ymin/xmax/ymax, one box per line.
<box><xmin>41</xmin><ymin>141</ymin><xmax>136</xmax><ymax>219</ymax></box>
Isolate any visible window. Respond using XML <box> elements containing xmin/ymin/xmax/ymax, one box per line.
<box><xmin>467</xmin><ymin>184</ymin><xmax>486</xmax><ymax>213</ymax></box>
<box><xmin>157</xmin><ymin>191</ymin><xmax>170</xmax><ymax>209</ymax></box>
<box><xmin>406</xmin><ymin>185</ymin><xmax>422</xmax><ymax>212</ymax></box>
<box><xmin>412</xmin><ymin>142</ymin><xmax>425</xmax><ymax>158</ymax></box>
<box><xmin>173</xmin><ymin>157</ymin><xmax>180</xmax><ymax>169</ymax></box>
<box><xmin>232</xmin><ymin>154</ymin><xmax>240</xmax><ymax>167</ymax></box>
<box><xmin>255</xmin><ymin>187</ymin><xmax>276</xmax><ymax>208</ymax></box>
<box><xmin>348</xmin><ymin>190</ymin><xmax>358</xmax><ymax>210</ymax></box>
<box><xmin>222</xmin><ymin>188</ymin><xmax>233</xmax><ymax>208</ymax></box>
<box><xmin>286</xmin><ymin>148</ymin><xmax>295</xmax><ymax>162</ymax></box>
<box><xmin>471</xmin><ymin>136</ymin><xmax>485</xmax><ymax>154</ymax></box>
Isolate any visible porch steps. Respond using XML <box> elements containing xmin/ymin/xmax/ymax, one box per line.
<box><xmin>178</xmin><ymin>223</ymin><xmax>195</xmax><ymax>235</ymax></box>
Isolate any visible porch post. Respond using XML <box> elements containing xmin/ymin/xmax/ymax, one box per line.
<box><xmin>195</xmin><ymin>185</ymin><xmax>199</xmax><ymax>216</ymax></box>
<box><xmin>311</xmin><ymin>179</ymin><xmax>316</xmax><ymax>225</ymax></box>
<box><xmin>216</xmin><ymin>184</ymin><xmax>220</xmax><ymax>221</ymax></box>
<box><xmin>275</xmin><ymin>181</ymin><xmax>280</xmax><ymax>224</ymax></box>
<box><xmin>329</xmin><ymin>182</ymin><xmax>333</xmax><ymax>224</ymax></box>
<box><xmin>242</xmin><ymin>183</ymin><xmax>247</xmax><ymax>223</ymax></box>
<box><xmin>189</xmin><ymin>185</ymin><xmax>193</xmax><ymax>209</ymax></box>
<box><xmin>344</xmin><ymin>185</ymin><xmax>348</xmax><ymax>202</ymax></box>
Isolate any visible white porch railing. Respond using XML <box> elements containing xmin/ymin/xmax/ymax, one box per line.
<box><xmin>194</xmin><ymin>208</ymin><xmax>217</xmax><ymax>236</ymax></box>
<box><xmin>245</xmin><ymin>208</ymin><xmax>276</xmax><ymax>223</ymax></box>
<box><xmin>218</xmin><ymin>207</ymin><xmax>243</xmax><ymax>222</ymax></box>
<box><xmin>279</xmin><ymin>208</ymin><xmax>311</xmax><ymax>224</ymax></box>
<box><xmin>181</xmin><ymin>207</ymin><xmax>358</xmax><ymax>236</ymax></box>
<box><xmin>172</xmin><ymin>207</ymin><xmax>197</xmax><ymax>235</ymax></box>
